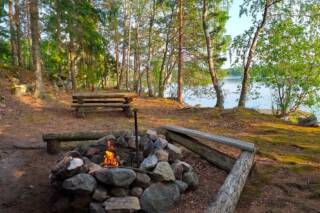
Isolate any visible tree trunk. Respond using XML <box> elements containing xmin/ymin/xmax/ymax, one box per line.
<box><xmin>158</xmin><ymin>7</ymin><xmax>174</xmax><ymax>98</ymax></box>
<box><xmin>126</xmin><ymin>5</ymin><xmax>132</xmax><ymax>91</ymax></box>
<box><xmin>177</xmin><ymin>0</ymin><xmax>184</xmax><ymax>103</ymax></box>
<box><xmin>69</xmin><ymin>38</ymin><xmax>77</xmax><ymax>91</ymax></box>
<box><xmin>115</xmin><ymin>20</ymin><xmax>120</xmax><ymax>87</ymax></box>
<box><xmin>8</xmin><ymin>0</ymin><xmax>18</xmax><ymax>66</ymax></box>
<box><xmin>134</xmin><ymin>25</ymin><xmax>141</xmax><ymax>94</ymax></box>
<box><xmin>118</xmin><ymin>0</ymin><xmax>128</xmax><ymax>90</ymax></box>
<box><xmin>30</xmin><ymin>0</ymin><xmax>44</xmax><ymax>98</ymax></box>
<box><xmin>238</xmin><ymin>0</ymin><xmax>271</xmax><ymax>107</ymax></box>
<box><xmin>25</xmin><ymin>0</ymin><xmax>33</xmax><ymax>69</ymax></box>
<box><xmin>14</xmin><ymin>2</ymin><xmax>23</xmax><ymax>67</ymax></box>
<box><xmin>202</xmin><ymin>0</ymin><xmax>224</xmax><ymax>108</ymax></box>
<box><xmin>145</xmin><ymin>0</ymin><xmax>156</xmax><ymax>97</ymax></box>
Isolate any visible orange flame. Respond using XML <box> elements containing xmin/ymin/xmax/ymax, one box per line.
<box><xmin>103</xmin><ymin>140</ymin><xmax>119</xmax><ymax>167</ymax></box>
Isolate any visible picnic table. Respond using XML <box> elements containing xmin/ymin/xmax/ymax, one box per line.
<box><xmin>71</xmin><ymin>92</ymin><xmax>137</xmax><ymax>117</ymax></box>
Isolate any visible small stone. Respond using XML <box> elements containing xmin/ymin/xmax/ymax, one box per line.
<box><xmin>153</xmin><ymin>162</ymin><xmax>175</xmax><ymax>181</ymax></box>
<box><xmin>103</xmin><ymin>196</ymin><xmax>141</xmax><ymax>211</ymax></box>
<box><xmin>140</xmin><ymin>183</ymin><xmax>180</xmax><ymax>213</ymax></box>
<box><xmin>133</xmin><ymin>172</ymin><xmax>151</xmax><ymax>188</ymax></box>
<box><xmin>97</xmin><ymin>134</ymin><xmax>116</xmax><ymax>145</ymax></box>
<box><xmin>130</xmin><ymin>187</ymin><xmax>143</xmax><ymax>197</ymax></box>
<box><xmin>128</xmin><ymin>136</ymin><xmax>140</xmax><ymax>149</ymax></box>
<box><xmin>167</xmin><ymin>143</ymin><xmax>182</xmax><ymax>162</ymax></box>
<box><xmin>174</xmin><ymin>180</ymin><xmax>188</xmax><ymax>193</ymax></box>
<box><xmin>154</xmin><ymin>138</ymin><xmax>168</xmax><ymax>149</ymax></box>
<box><xmin>86</xmin><ymin>147</ymin><xmax>101</xmax><ymax>157</ymax></box>
<box><xmin>182</xmin><ymin>171</ymin><xmax>199</xmax><ymax>189</ymax></box>
<box><xmin>171</xmin><ymin>162</ymin><xmax>184</xmax><ymax>180</ymax></box>
<box><xmin>93</xmin><ymin>186</ymin><xmax>109</xmax><ymax>202</ymax></box>
<box><xmin>110</xmin><ymin>187</ymin><xmax>129</xmax><ymax>197</ymax></box>
<box><xmin>91</xmin><ymin>154</ymin><xmax>104</xmax><ymax>164</ymax></box>
<box><xmin>90</xmin><ymin>202</ymin><xmax>106</xmax><ymax>213</ymax></box>
<box><xmin>62</xmin><ymin>173</ymin><xmax>97</xmax><ymax>193</ymax></box>
<box><xmin>83</xmin><ymin>157</ymin><xmax>102</xmax><ymax>174</ymax></box>
<box><xmin>146</xmin><ymin>129</ymin><xmax>158</xmax><ymax>141</ymax></box>
<box><xmin>116</xmin><ymin>135</ymin><xmax>128</xmax><ymax>147</ymax></box>
<box><xmin>95</xmin><ymin>168</ymin><xmax>136</xmax><ymax>187</ymax></box>
<box><xmin>139</xmin><ymin>154</ymin><xmax>158</xmax><ymax>170</ymax></box>
<box><xmin>155</xmin><ymin>149</ymin><xmax>169</xmax><ymax>162</ymax></box>
<box><xmin>142</xmin><ymin>140</ymin><xmax>155</xmax><ymax>157</ymax></box>
<box><xmin>67</xmin><ymin>158</ymin><xmax>84</xmax><ymax>171</ymax></box>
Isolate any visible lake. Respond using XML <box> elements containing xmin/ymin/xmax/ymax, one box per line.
<box><xmin>165</xmin><ymin>77</ymin><xmax>320</xmax><ymax>118</ymax></box>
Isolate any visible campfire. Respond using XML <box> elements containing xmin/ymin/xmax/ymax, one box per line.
<box><xmin>49</xmin><ymin>129</ymin><xmax>199</xmax><ymax>212</ymax></box>
<box><xmin>103</xmin><ymin>140</ymin><xmax>119</xmax><ymax>167</ymax></box>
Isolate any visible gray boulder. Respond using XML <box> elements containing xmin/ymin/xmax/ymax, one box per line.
<box><xmin>103</xmin><ymin>196</ymin><xmax>141</xmax><ymax>211</ymax></box>
<box><xmin>171</xmin><ymin>162</ymin><xmax>184</xmax><ymax>180</ymax></box>
<box><xmin>155</xmin><ymin>149</ymin><xmax>169</xmax><ymax>162</ymax></box>
<box><xmin>130</xmin><ymin>187</ymin><xmax>143</xmax><ymax>197</ymax></box>
<box><xmin>298</xmin><ymin>115</ymin><xmax>319</xmax><ymax>127</ymax></box>
<box><xmin>92</xmin><ymin>186</ymin><xmax>109</xmax><ymax>201</ymax></box>
<box><xmin>139</xmin><ymin>154</ymin><xmax>158</xmax><ymax>170</ymax></box>
<box><xmin>90</xmin><ymin>202</ymin><xmax>106</xmax><ymax>213</ymax></box>
<box><xmin>133</xmin><ymin>172</ymin><xmax>151</xmax><ymax>188</ymax></box>
<box><xmin>146</xmin><ymin>129</ymin><xmax>158</xmax><ymax>141</ymax></box>
<box><xmin>97</xmin><ymin>134</ymin><xmax>116</xmax><ymax>146</ymax></box>
<box><xmin>167</xmin><ymin>143</ymin><xmax>182</xmax><ymax>161</ymax></box>
<box><xmin>140</xmin><ymin>183</ymin><xmax>180</xmax><ymax>213</ymax></box>
<box><xmin>154</xmin><ymin>138</ymin><xmax>168</xmax><ymax>149</ymax></box>
<box><xmin>95</xmin><ymin>168</ymin><xmax>136</xmax><ymax>187</ymax></box>
<box><xmin>62</xmin><ymin>173</ymin><xmax>97</xmax><ymax>193</ymax></box>
<box><xmin>110</xmin><ymin>187</ymin><xmax>129</xmax><ymax>197</ymax></box>
<box><xmin>153</xmin><ymin>162</ymin><xmax>175</xmax><ymax>181</ymax></box>
<box><xmin>182</xmin><ymin>171</ymin><xmax>199</xmax><ymax>189</ymax></box>
<box><xmin>174</xmin><ymin>180</ymin><xmax>188</xmax><ymax>193</ymax></box>
<box><xmin>128</xmin><ymin>136</ymin><xmax>140</xmax><ymax>149</ymax></box>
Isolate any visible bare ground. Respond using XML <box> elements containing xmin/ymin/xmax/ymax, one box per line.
<box><xmin>0</xmin><ymin>73</ymin><xmax>319</xmax><ymax>213</ymax></box>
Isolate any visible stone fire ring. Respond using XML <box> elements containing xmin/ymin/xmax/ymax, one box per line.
<box><xmin>45</xmin><ymin>125</ymin><xmax>255</xmax><ymax>213</ymax></box>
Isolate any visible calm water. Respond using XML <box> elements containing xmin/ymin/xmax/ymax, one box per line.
<box><xmin>165</xmin><ymin>77</ymin><xmax>320</xmax><ymax>118</ymax></box>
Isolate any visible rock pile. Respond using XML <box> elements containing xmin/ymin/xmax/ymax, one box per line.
<box><xmin>50</xmin><ymin>129</ymin><xmax>199</xmax><ymax>213</ymax></box>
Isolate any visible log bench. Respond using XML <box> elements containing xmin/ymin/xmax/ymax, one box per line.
<box><xmin>72</xmin><ymin>92</ymin><xmax>137</xmax><ymax>118</ymax></box>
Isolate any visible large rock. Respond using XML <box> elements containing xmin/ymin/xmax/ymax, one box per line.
<box><xmin>51</xmin><ymin>156</ymin><xmax>85</xmax><ymax>180</ymax></box>
<box><xmin>182</xmin><ymin>171</ymin><xmax>199</xmax><ymax>189</ymax></box>
<box><xmin>92</xmin><ymin>186</ymin><xmax>109</xmax><ymax>202</ymax></box>
<box><xmin>133</xmin><ymin>172</ymin><xmax>151</xmax><ymax>188</ymax></box>
<box><xmin>95</xmin><ymin>168</ymin><xmax>136</xmax><ymax>187</ymax></box>
<box><xmin>153</xmin><ymin>162</ymin><xmax>175</xmax><ymax>181</ymax></box>
<box><xmin>174</xmin><ymin>180</ymin><xmax>188</xmax><ymax>193</ymax></box>
<box><xmin>155</xmin><ymin>149</ymin><xmax>169</xmax><ymax>162</ymax></box>
<box><xmin>97</xmin><ymin>134</ymin><xmax>116</xmax><ymax>146</ymax></box>
<box><xmin>140</xmin><ymin>183</ymin><xmax>180</xmax><ymax>213</ymax></box>
<box><xmin>146</xmin><ymin>129</ymin><xmax>158</xmax><ymax>141</ymax></box>
<box><xmin>139</xmin><ymin>154</ymin><xmax>158</xmax><ymax>170</ymax></box>
<box><xmin>154</xmin><ymin>138</ymin><xmax>168</xmax><ymax>149</ymax></box>
<box><xmin>298</xmin><ymin>115</ymin><xmax>319</xmax><ymax>127</ymax></box>
<box><xmin>128</xmin><ymin>136</ymin><xmax>140</xmax><ymax>149</ymax></box>
<box><xmin>170</xmin><ymin>162</ymin><xmax>184</xmax><ymax>180</ymax></box>
<box><xmin>62</xmin><ymin>173</ymin><xmax>97</xmax><ymax>193</ymax></box>
<box><xmin>90</xmin><ymin>202</ymin><xmax>106</xmax><ymax>213</ymax></box>
<box><xmin>83</xmin><ymin>157</ymin><xmax>102</xmax><ymax>174</ymax></box>
<box><xmin>167</xmin><ymin>143</ymin><xmax>182</xmax><ymax>162</ymax></box>
<box><xmin>110</xmin><ymin>187</ymin><xmax>129</xmax><ymax>197</ymax></box>
<box><xmin>103</xmin><ymin>196</ymin><xmax>141</xmax><ymax>211</ymax></box>
<box><xmin>130</xmin><ymin>187</ymin><xmax>143</xmax><ymax>197</ymax></box>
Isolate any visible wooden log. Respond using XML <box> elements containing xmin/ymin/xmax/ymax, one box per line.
<box><xmin>166</xmin><ymin>131</ymin><xmax>235</xmax><ymax>171</ymax></box>
<box><xmin>205</xmin><ymin>151</ymin><xmax>255</xmax><ymax>213</ymax></box>
<box><xmin>72</xmin><ymin>93</ymin><xmax>137</xmax><ymax>99</ymax></box>
<box><xmin>72</xmin><ymin>99</ymin><xmax>126</xmax><ymax>104</ymax></box>
<box><xmin>42</xmin><ymin>131</ymin><xmax>122</xmax><ymax>142</ymax></box>
<box><xmin>47</xmin><ymin>140</ymin><xmax>61</xmax><ymax>154</ymax></box>
<box><xmin>161</xmin><ymin>125</ymin><xmax>255</xmax><ymax>152</ymax></box>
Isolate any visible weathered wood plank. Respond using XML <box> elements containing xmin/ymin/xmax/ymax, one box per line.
<box><xmin>71</xmin><ymin>103</ymin><xmax>130</xmax><ymax>108</ymax></box>
<box><xmin>43</xmin><ymin>131</ymin><xmax>122</xmax><ymax>142</ymax></box>
<box><xmin>161</xmin><ymin>125</ymin><xmax>255</xmax><ymax>152</ymax></box>
<box><xmin>205</xmin><ymin>151</ymin><xmax>255</xmax><ymax>213</ymax></box>
<box><xmin>73</xmin><ymin>92</ymin><xmax>137</xmax><ymax>99</ymax></box>
<box><xmin>166</xmin><ymin>131</ymin><xmax>235</xmax><ymax>171</ymax></box>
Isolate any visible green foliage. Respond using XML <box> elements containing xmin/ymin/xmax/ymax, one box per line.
<box><xmin>254</xmin><ymin>18</ymin><xmax>320</xmax><ymax>116</ymax></box>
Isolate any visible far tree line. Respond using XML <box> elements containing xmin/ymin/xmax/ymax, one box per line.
<box><xmin>0</xmin><ymin>0</ymin><xmax>319</xmax><ymax>116</ymax></box>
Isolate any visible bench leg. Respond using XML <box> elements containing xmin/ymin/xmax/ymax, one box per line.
<box><xmin>75</xmin><ymin>108</ymin><xmax>86</xmax><ymax>118</ymax></box>
<box><xmin>47</xmin><ymin>140</ymin><xmax>61</xmax><ymax>154</ymax></box>
<box><xmin>123</xmin><ymin>106</ymin><xmax>133</xmax><ymax>117</ymax></box>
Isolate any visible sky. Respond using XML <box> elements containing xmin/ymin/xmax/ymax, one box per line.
<box><xmin>225</xmin><ymin>0</ymin><xmax>252</xmax><ymax>39</ymax></box>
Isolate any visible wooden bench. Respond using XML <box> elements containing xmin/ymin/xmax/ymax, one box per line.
<box><xmin>72</xmin><ymin>92</ymin><xmax>137</xmax><ymax>118</ymax></box>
